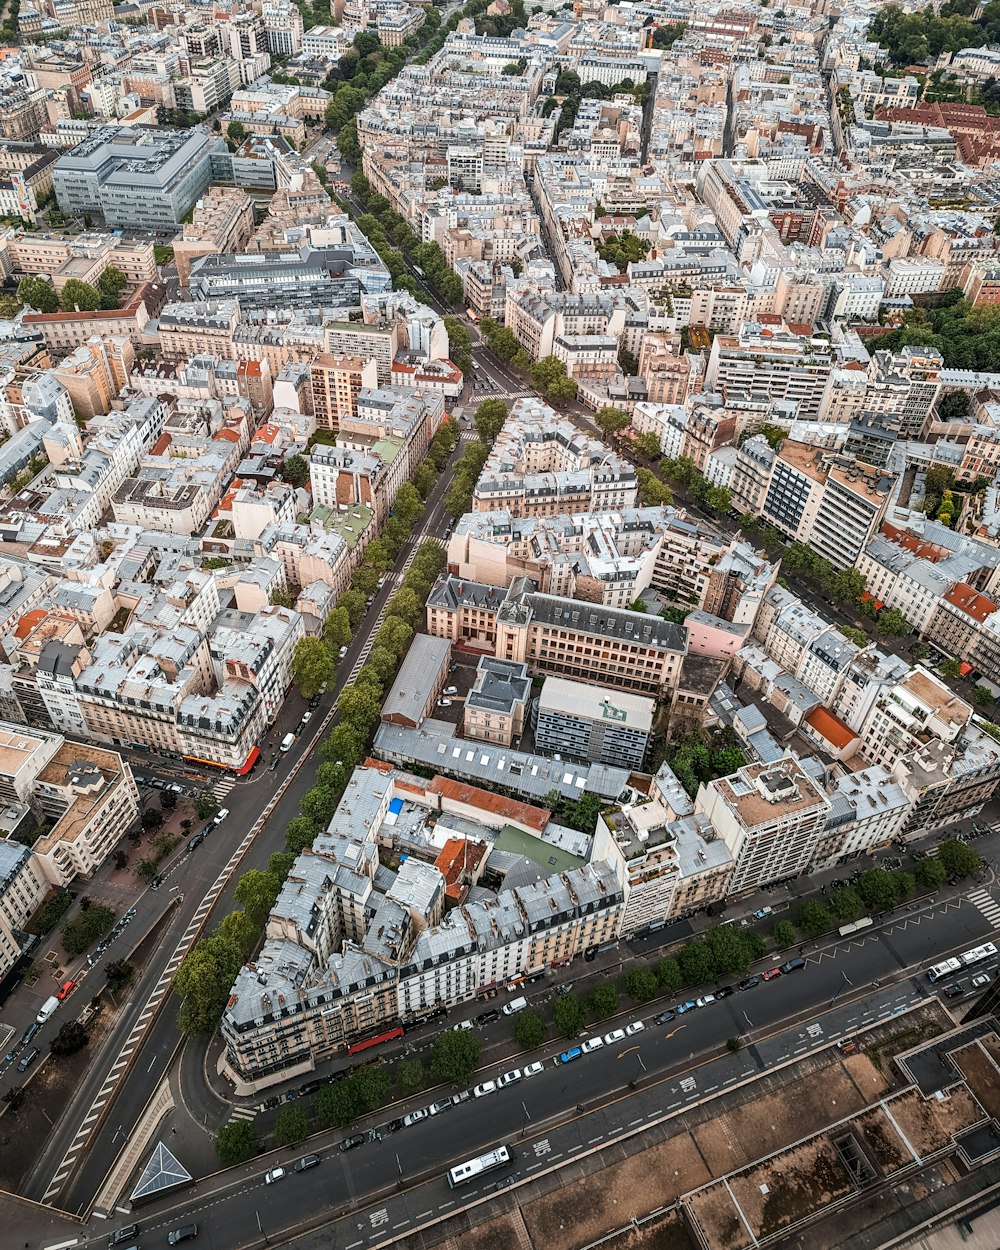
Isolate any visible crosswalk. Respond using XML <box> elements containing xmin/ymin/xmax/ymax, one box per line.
<box><xmin>213</xmin><ymin>776</ymin><xmax>236</xmax><ymax>800</ymax></box>
<box><xmin>229</xmin><ymin>1104</ymin><xmax>258</xmax><ymax>1122</ymax></box>
<box><xmin>968</xmin><ymin>887</ymin><xmax>1000</xmax><ymax>929</ymax></box>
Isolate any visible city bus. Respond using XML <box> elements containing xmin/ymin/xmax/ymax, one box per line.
<box><xmin>446</xmin><ymin>1145</ymin><xmax>514</xmax><ymax>1188</ymax></box>
<box><xmin>927</xmin><ymin>941</ymin><xmax>997</xmax><ymax>982</ymax></box>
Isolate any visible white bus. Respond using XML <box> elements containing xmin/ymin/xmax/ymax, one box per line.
<box><xmin>447</xmin><ymin>1145</ymin><xmax>513</xmax><ymax>1188</ymax></box>
<box><xmin>928</xmin><ymin>941</ymin><xmax>997</xmax><ymax>982</ymax></box>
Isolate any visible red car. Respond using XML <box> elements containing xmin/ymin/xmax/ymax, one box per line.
<box><xmin>761</xmin><ymin>968</ymin><xmax>782</xmax><ymax>982</ymax></box>
<box><xmin>57</xmin><ymin>979</ymin><xmax>76</xmax><ymax>1000</ymax></box>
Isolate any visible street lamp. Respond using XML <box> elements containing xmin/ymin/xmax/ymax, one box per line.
<box><xmin>521</xmin><ymin>1099</ymin><xmax>531</xmax><ymax>1138</ymax></box>
<box><xmin>256</xmin><ymin>1210</ymin><xmax>268</xmax><ymax>1246</ymax></box>
<box><xmin>395</xmin><ymin>1153</ymin><xmax>403</xmax><ymax>1189</ymax></box>
<box><xmin>628</xmin><ymin>1053</ymin><xmax>647</xmax><ymax>1090</ymax></box>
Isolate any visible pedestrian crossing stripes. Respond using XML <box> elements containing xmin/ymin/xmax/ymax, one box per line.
<box><xmin>213</xmin><ymin>777</ymin><xmax>236</xmax><ymax>799</ymax></box>
<box><xmin>229</xmin><ymin>1106</ymin><xmax>257</xmax><ymax>1122</ymax></box>
<box><xmin>967</xmin><ymin>888</ymin><xmax>1000</xmax><ymax>929</ymax></box>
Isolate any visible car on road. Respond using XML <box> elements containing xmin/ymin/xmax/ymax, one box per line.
<box><xmin>753</xmin><ymin>907</ymin><xmax>773</xmax><ymax>920</ymax></box>
<box><xmin>213</xmin><ymin>808</ymin><xmax>229</xmax><ymax>824</ymax></box>
<box><xmin>603</xmin><ymin>1029</ymin><xmax>626</xmax><ymax>1045</ymax></box>
<box><xmin>498</xmin><ymin>1069</ymin><xmax>522</xmax><ymax>1087</ymax></box>
<box><xmin>943</xmin><ymin>982</ymin><xmax>966</xmax><ymax>998</ymax></box>
<box><xmin>675</xmin><ymin>1001</ymin><xmax>697</xmax><ymax>1014</ymax></box>
<box><xmin>339</xmin><ymin>1135</ymin><xmax>365</xmax><ymax>1152</ymax></box>
<box><xmin>452</xmin><ymin>1019</ymin><xmax>473</xmax><ymax>1031</ymax></box>
<box><xmin>737</xmin><ymin>977</ymin><xmax>760</xmax><ymax>991</ymax></box>
<box><xmin>299</xmin><ymin>712</ymin><xmax>312</xmax><ymax>729</ymax></box>
<box><xmin>555</xmin><ymin>1047</ymin><xmax>582</xmax><ymax>1065</ymax></box>
<box><xmin>403</xmin><ymin>1108</ymin><xmax>429</xmax><ymax>1127</ymax></box>
<box><xmin>437</xmin><ymin>698</ymin><xmax>453</xmax><ymax>707</ymax></box>
<box><xmin>262</xmin><ymin>1096</ymin><xmax>281</xmax><ymax>1111</ymax></box>
<box><xmin>523</xmin><ymin>1062</ymin><xmax>545</xmax><ymax>1078</ymax></box>
<box><xmin>20</xmin><ymin>1022</ymin><xmax>40</xmax><ymax>1046</ymax></box>
<box><xmin>475</xmin><ymin>1009</ymin><xmax>500</xmax><ymax>1026</ymax></box>
<box><xmin>761</xmin><ymin>968</ymin><xmax>782</xmax><ymax>981</ymax></box>
<box><xmin>473</xmin><ymin>1080</ymin><xmax>497</xmax><ymax>1097</ymax></box>
<box><xmin>385</xmin><ymin>1118</ymin><xmax>405</xmax><ymax>1133</ymax></box>
<box><xmin>971</xmin><ymin>973</ymin><xmax>992</xmax><ymax>989</ymax></box>
<box><xmin>695</xmin><ymin>995</ymin><xmax>716</xmax><ymax>1009</ymax></box>
<box><xmin>187</xmin><ymin>832</ymin><xmax>205</xmax><ymax>852</ymax></box>
<box><xmin>494</xmin><ymin>1172</ymin><xmax>521</xmax><ymax>1190</ymax></box>
<box><xmin>293</xmin><ymin>1155</ymin><xmax>320</xmax><ymax>1172</ymax></box>
<box><xmin>625</xmin><ymin>1021</ymin><xmax>645</xmax><ymax>1035</ymax></box>
<box><xmin>338</xmin><ymin>645</ymin><xmax>349</xmax><ymax>659</ymax></box>
<box><xmin>429</xmin><ymin>1099</ymin><xmax>453</xmax><ymax>1115</ymax></box>
<box><xmin>108</xmin><ymin>1225</ymin><xmax>139</xmax><ymax>1247</ymax></box>
<box><xmin>167</xmin><ymin>1226</ymin><xmax>198</xmax><ymax>1245</ymax></box>
<box><xmin>444</xmin><ymin>686</ymin><xmax>458</xmax><ymax>695</ymax></box>
<box><xmin>57</xmin><ymin>979</ymin><xmax>76</xmax><ymax>1000</ymax></box>
<box><xmin>450</xmin><ymin>1090</ymin><xmax>471</xmax><ymax>1106</ymax></box>
<box><xmin>554</xmin><ymin>984</ymin><xmax>571</xmax><ymax>996</ymax></box>
<box><xmin>581</xmin><ymin>1036</ymin><xmax>604</xmax><ymax>1053</ymax></box>
<box><xmin>653</xmin><ymin>1010</ymin><xmax>676</xmax><ymax>1025</ymax></box>
<box><xmin>17</xmin><ymin>1047</ymin><xmax>37</xmax><ymax>1071</ymax></box>
<box><xmin>264</xmin><ymin>1166</ymin><xmax>287</xmax><ymax>1184</ymax></box>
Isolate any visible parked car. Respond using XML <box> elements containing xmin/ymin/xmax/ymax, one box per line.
<box><xmin>167</xmin><ymin>1226</ymin><xmax>198</xmax><ymax>1246</ymax></box>
<box><xmin>554</xmin><ymin>984</ymin><xmax>572</xmax><ymax>996</ymax></box>
<box><xmin>429</xmin><ymin>1099</ymin><xmax>452</xmax><ymax>1115</ymax></box>
<box><xmin>108</xmin><ymin>1225</ymin><xmax>139</xmax><ymax>1247</ymax></box>
<box><xmin>338</xmin><ymin>646</ymin><xmax>349</xmax><ymax>659</ymax></box>
<box><xmin>339</xmin><ymin>1135</ymin><xmax>364</xmax><ymax>1152</ymax></box>
<box><xmin>264</xmin><ymin>1167</ymin><xmax>286</xmax><ymax>1184</ymax></box>
<box><xmin>523</xmin><ymin>1062</ymin><xmax>545</xmax><ymax>1078</ymax></box>
<box><xmin>475</xmin><ymin>1009</ymin><xmax>500</xmax><ymax>1026</ymax></box>
<box><xmin>753</xmin><ymin>906</ymin><xmax>773</xmax><ymax>920</ymax></box>
<box><xmin>972</xmin><ymin>973</ymin><xmax>992</xmax><ymax>989</ymax></box>
<box><xmin>603</xmin><ymin>1028</ymin><xmax>626</xmax><ymax>1045</ymax></box>
<box><xmin>450</xmin><ymin>1091</ymin><xmax>471</xmax><ymax>1106</ymax></box>
<box><xmin>56</xmin><ymin>979</ymin><xmax>76</xmax><ymax>1000</ymax></box>
<box><xmin>715</xmin><ymin>986</ymin><xmax>734</xmax><ymax>999</ymax></box>
<box><xmin>653</xmin><ymin>1010</ymin><xmax>675</xmax><ymax>1025</ymax></box>
<box><xmin>695</xmin><ymin>995</ymin><xmax>716</xmax><ymax>1009</ymax></box>
<box><xmin>498</xmin><ymin>1069</ymin><xmax>522</xmax><ymax>1087</ymax></box>
<box><xmin>675</xmin><ymin>1001</ymin><xmax>697</xmax><ymax>1014</ymax></box>
<box><xmin>293</xmin><ymin>1155</ymin><xmax>320</xmax><ymax>1173</ymax></box>
<box><xmin>385</xmin><ymin>1119</ymin><xmax>405</xmax><ymax>1133</ymax></box>
<box><xmin>444</xmin><ymin>686</ymin><xmax>458</xmax><ymax>695</ymax></box>
<box><xmin>943</xmin><ymin>982</ymin><xmax>966</xmax><ymax>998</ymax></box>
<box><xmin>452</xmin><ymin>1019</ymin><xmax>473</xmax><ymax>1031</ymax></box>
<box><xmin>437</xmin><ymin>699</ymin><xmax>453</xmax><ymax>708</ymax></box>
<box><xmin>473</xmin><ymin>1080</ymin><xmax>497</xmax><ymax>1098</ymax></box>
<box><xmin>17</xmin><ymin>1048</ymin><xmax>38</xmax><ymax>1071</ymax></box>
<box><xmin>403</xmin><ymin>1108</ymin><xmax>429</xmax><ymax>1127</ymax></box>
<box><xmin>581</xmin><ymin>1037</ymin><xmax>604</xmax><ymax>1053</ymax></box>
<box><xmin>555</xmin><ymin>1047</ymin><xmax>582</xmax><ymax>1065</ymax></box>
<box><xmin>625</xmin><ymin>1021</ymin><xmax>645</xmax><ymax>1035</ymax></box>
<box><xmin>213</xmin><ymin>808</ymin><xmax>229</xmax><ymax>824</ymax></box>
<box><xmin>737</xmin><ymin>977</ymin><xmax>760</xmax><ymax>991</ymax></box>
<box><xmin>761</xmin><ymin>968</ymin><xmax>782</xmax><ymax>981</ymax></box>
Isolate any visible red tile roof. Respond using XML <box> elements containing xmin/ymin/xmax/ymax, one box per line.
<box><xmin>944</xmin><ymin>581</ymin><xmax>997</xmax><ymax>623</ymax></box>
<box><xmin>431</xmin><ymin>775</ymin><xmax>549</xmax><ymax>832</ymax></box>
<box><xmin>805</xmin><ymin>705</ymin><xmax>857</xmax><ymax>751</ymax></box>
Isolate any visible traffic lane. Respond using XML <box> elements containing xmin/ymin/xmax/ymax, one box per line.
<box><xmin>626</xmin><ymin>918</ymin><xmax>694</xmax><ymax>955</ymax></box>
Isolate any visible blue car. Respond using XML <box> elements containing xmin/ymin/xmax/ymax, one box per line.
<box><xmin>675</xmin><ymin>1001</ymin><xmax>697</xmax><ymax>1015</ymax></box>
<box><xmin>555</xmin><ymin>1046</ymin><xmax>583</xmax><ymax>1065</ymax></box>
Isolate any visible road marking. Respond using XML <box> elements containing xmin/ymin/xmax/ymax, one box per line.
<box><xmin>415</xmin><ymin>1211</ymin><xmax>433</xmax><ymax>1220</ymax></box>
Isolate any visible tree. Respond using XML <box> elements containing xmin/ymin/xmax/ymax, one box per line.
<box><xmin>227</xmin><ymin>119</ymin><xmax>247</xmax><ymax>145</ymax></box>
<box><xmin>553</xmin><ymin>993</ymin><xmax>586</xmax><ymax>1038</ymax></box>
<box><xmin>529</xmin><ymin>355</ymin><xmax>575</xmax><ymax>403</ymax></box>
<box><xmin>319</xmin><ymin>722</ymin><xmax>365</xmax><ymax>769</ymax></box>
<box><xmin>655</xmin><ymin>956</ymin><xmax>682</xmax><ymax>995</ymax></box>
<box><xmin>174</xmin><ymin>931</ymin><xmax>245</xmax><ymax>1035</ymax></box>
<box><xmin>113</xmin><ymin>849</ymin><xmax>129</xmax><ymax>871</ymax></box>
<box><xmin>937</xmin><ymin>838</ymin><xmax>980</xmax><ymax>878</ymax></box>
<box><xmin>797</xmin><ymin>899</ymin><xmax>833</xmax><ymax>938</ymax></box>
<box><xmin>513</xmin><ymin>1010</ymin><xmax>546</xmax><ymax>1049</ymax></box>
<box><xmin>17</xmin><ymin>274</ymin><xmax>58</xmax><ymax>313</ymax></box>
<box><xmin>915</xmin><ymin>856</ymin><xmax>948</xmax><ymax>889</ymax></box>
<box><xmin>840</xmin><ymin>626</ymin><xmax>868</xmax><ymax>647</ymax></box>
<box><xmin>704</xmin><ymin>924</ymin><xmax>754</xmax><ymax>976</ymax></box>
<box><xmin>636</xmin><ymin>468</ymin><xmax>673</xmax><ymax>507</ymax></box>
<box><xmin>474</xmin><ymin>398</ymin><xmax>508</xmax><ymax>444</ymax></box>
<box><xmin>594</xmin><ymin>406</ymin><xmax>631</xmax><ymax>438</ymax></box>
<box><xmin>827</xmin><ymin>887</ymin><xmax>864</xmax><ymax>924</ymax></box>
<box><xmin>351</xmin><ymin>1063</ymin><xmax>390</xmax><ymax>1113</ymax></box>
<box><xmin>413</xmin><ymin>462</ymin><xmax>437</xmax><ymax>499</ymax></box>
<box><xmin>587</xmin><ymin>981</ymin><xmax>619</xmax><ymax>1020</ymax></box>
<box><xmin>275</xmin><ymin>1104</ymin><xmax>310</xmax><ymax>1146</ymax></box>
<box><xmin>622</xmin><ymin>968</ymin><xmax>658</xmax><ymax>1003</ymax></box>
<box><xmin>972</xmin><ymin>685</ymin><xmax>995</xmax><ymax>709</ymax></box>
<box><xmin>855</xmin><ymin>868</ymin><xmax>903</xmax><ymax>912</ymax></box>
<box><xmin>939</xmin><ymin>658</ymin><xmax>963</xmax><ymax>679</ymax></box>
<box><xmin>215</xmin><ymin>1120</ymin><xmax>259</xmax><ymax>1164</ymax></box>
<box><xmin>62</xmin><ymin>904</ymin><xmax>116</xmax><ymax>956</ymax></box>
<box><xmin>337</xmin><ymin>683</ymin><xmax>383</xmax><ymax>733</ymax></box>
<box><xmin>282</xmin><ymin>454</ymin><xmax>309</xmax><ymax>488</ymax></box>
<box><xmin>59</xmin><ymin>279</ymin><xmax>101</xmax><ymax>312</ymax></box>
<box><xmin>394</xmin><ymin>1059</ymin><xmax>425</xmax><ymax>1095</ymax></box>
<box><xmin>876</xmin><ymin>607</ymin><xmax>911</xmax><ymax>638</ymax></box>
<box><xmin>635</xmin><ymin>431</ymin><xmax>662</xmax><ymax>459</ymax></box>
<box><xmin>323</xmin><ymin>606</ymin><xmax>352</xmax><ymax>651</ymax></box>
<box><xmin>194</xmin><ymin>791</ymin><xmax>220</xmax><ymax>821</ymax></box>
<box><xmin>105</xmin><ymin>959</ymin><xmax>133</xmax><ymax>991</ymax></box>
<box><xmin>771</xmin><ymin>920</ymin><xmax>797</xmax><ymax>949</ymax></box>
<box><xmin>141</xmin><ymin>807</ymin><xmax>164</xmax><ymax>831</ymax></box>
<box><xmin>234</xmin><ymin>869</ymin><xmax>282</xmax><ymax>927</ymax></box>
<box><xmin>285</xmin><ymin>815</ymin><xmax>317</xmax><ymax>855</ymax></box>
<box><xmin>97</xmin><ymin>264</ymin><xmax>127</xmax><ymax>310</ymax></box>
<box><xmin>430</xmin><ymin>1029</ymin><xmax>481</xmax><ymax>1086</ymax></box>
<box><xmin>50</xmin><ymin>1019</ymin><xmax>88</xmax><ymax>1056</ymax></box>
<box><xmin>160</xmin><ymin>788</ymin><xmax>177</xmax><ymax>811</ymax></box>
<box><xmin>351</xmin><ymin>564</ymin><xmax>380</xmax><ymax>596</ymax></box>
<box><xmin>678</xmin><ymin>939</ymin><xmax>717</xmax><ymax>986</ymax></box>
<box><xmin>339</xmin><ymin>589</ymin><xmax>368</xmax><ymax>629</ymax></box>
<box><xmin>270</xmin><ymin>587</ymin><xmax>294</xmax><ymax>609</ymax></box>
<box><xmin>317</xmin><ymin>1078</ymin><xmax>359</xmax><ymax>1128</ymax></box>
<box><xmin>291</xmin><ymin>636</ymin><xmax>335</xmax><ymax>701</ymax></box>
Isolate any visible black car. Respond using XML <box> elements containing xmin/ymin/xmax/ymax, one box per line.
<box><xmin>943</xmin><ymin>982</ymin><xmax>965</xmax><ymax>998</ymax></box>
<box><xmin>653</xmin><ymin>1010</ymin><xmax>676</xmax><ymax>1025</ymax></box>
<box><xmin>340</xmin><ymin>1134</ymin><xmax>365</xmax><ymax>1152</ymax></box>
<box><xmin>262</xmin><ymin>1096</ymin><xmax>281</xmax><ymax>1111</ymax></box>
<box><xmin>293</xmin><ymin>1154</ymin><xmax>320</xmax><ymax>1172</ymax></box>
<box><xmin>715</xmin><ymin>986</ymin><xmax>734</xmax><ymax>998</ymax></box>
<box><xmin>297</xmin><ymin>1079</ymin><xmax>324</xmax><ymax>1096</ymax></box>
<box><xmin>737</xmin><ymin>976</ymin><xmax>760</xmax><ymax>991</ymax></box>
<box><xmin>384</xmin><ymin>1118</ymin><xmax>405</xmax><ymax>1134</ymax></box>
<box><xmin>20</xmin><ymin>1021</ymin><xmax>40</xmax><ymax>1047</ymax></box>
<box><xmin>554</xmin><ymin>984</ymin><xmax>572</xmax><ymax>996</ymax></box>
<box><xmin>108</xmin><ymin>1225</ymin><xmax>139</xmax><ymax>1248</ymax></box>
<box><xmin>475</xmin><ymin>1009</ymin><xmax>500</xmax><ymax>1026</ymax></box>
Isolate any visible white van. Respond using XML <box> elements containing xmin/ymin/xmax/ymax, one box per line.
<box><xmin>502</xmin><ymin>996</ymin><xmax>528</xmax><ymax>1016</ymax></box>
<box><xmin>36</xmin><ymin>995</ymin><xmax>59</xmax><ymax>1024</ymax></box>
<box><xmin>280</xmin><ymin>732</ymin><xmax>295</xmax><ymax>752</ymax></box>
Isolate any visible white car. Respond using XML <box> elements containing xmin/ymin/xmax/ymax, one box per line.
<box><xmin>695</xmin><ymin>995</ymin><xmax>716</xmax><ymax>1009</ymax></box>
<box><xmin>452</xmin><ymin>1019</ymin><xmax>473</xmax><ymax>1031</ymax></box>
<box><xmin>264</xmin><ymin>1167</ymin><xmax>286</xmax><ymax>1184</ymax></box>
<box><xmin>338</xmin><ymin>646</ymin><xmax>348</xmax><ymax>659</ymax></box>
<box><xmin>625</xmin><ymin>1021</ymin><xmax>645</xmax><ymax>1036</ymax></box>
<box><xmin>403</xmin><ymin>1108</ymin><xmax>429</xmax><ymax>1126</ymax></box>
<box><xmin>522</xmin><ymin>1062</ymin><xmax>544</xmax><ymax>1078</ymax></box>
<box><xmin>497</xmin><ymin>1069</ymin><xmax>522</xmax><ymax>1087</ymax></box>
<box><xmin>473</xmin><ymin>1080</ymin><xmax>497</xmax><ymax>1098</ymax></box>
<box><xmin>581</xmin><ymin>1037</ymin><xmax>604</xmax><ymax>1053</ymax></box>
<box><xmin>213</xmin><ymin>807</ymin><xmax>229</xmax><ymax>824</ymax></box>
<box><xmin>603</xmin><ymin>1028</ymin><xmax>626</xmax><ymax>1045</ymax></box>
<box><xmin>437</xmin><ymin>698</ymin><xmax>453</xmax><ymax>707</ymax></box>
<box><xmin>971</xmin><ymin>973</ymin><xmax>992</xmax><ymax>989</ymax></box>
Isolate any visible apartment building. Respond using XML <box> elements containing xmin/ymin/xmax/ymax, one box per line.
<box><xmin>158</xmin><ymin>300</ymin><xmax>241</xmax><ymax>362</ymax></box>
<box><xmin>860</xmin><ymin>668</ymin><xmax>972</xmax><ymax>772</ymax></box>
<box><xmin>23</xmin><ymin>283</ymin><xmax>164</xmax><ymax>354</ymax></box>
<box><xmin>462</xmin><ymin>657</ymin><xmax>531</xmax><ymax>746</ymax></box>
<box><xmin>324</xmin><ymin>320</ymin><xmax>398</xmax><ymax>386</ymax></box>
<box><xmin>704</xmin><ymin>323</ymin><xmax>834</xmax><ymax>422</ymax></box>
<box><xmin>472</xmin><ymin>399</ymin><xmax>636</xmax><ymax>517</ymax></box>
<box><xmin>533</xmin><ymin>675</ymin><xmax>654</xmax><ymax>770</ymax></box>
<box><xmin>310</xmin><ymin>355</ymin><xmax>377</xmax><ymax>431</ymax></box>
<box><xmin>220</xmin><ymin>763</ymin><xmax>626</xmax><ymax>1090</ymax></box>
<box><xmin>174</xmin><ymin>188</ymin><xmax>256</xmax><ymax>287</ymax></box>
<box><xmin>0</xmin><ymin>841</ymin><xmax>47</xmax><ymax>981</ymax></box>
<box><xmin>697</xmin><ymin>757</ymin><xmax>831</xmax><ymax>894</ymax></box>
